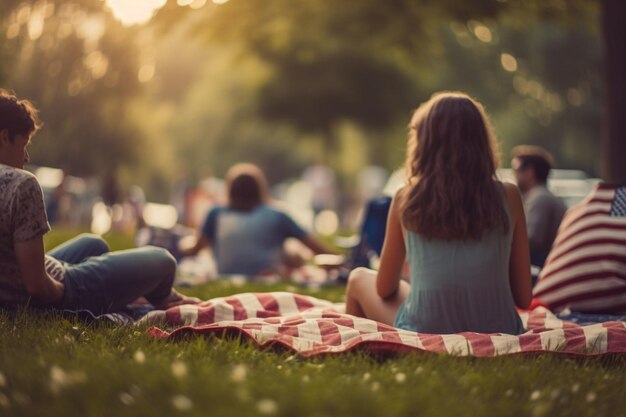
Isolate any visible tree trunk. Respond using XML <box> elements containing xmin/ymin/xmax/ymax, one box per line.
<box><xmin>602</xmin><ymin>0</ymin><xmax>626</xmax><ymax>183</ymax></box>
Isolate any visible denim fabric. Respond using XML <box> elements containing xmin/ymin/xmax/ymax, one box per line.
<box><xmin>49</xmin><ymin>234</ymin><xmax>176</xmax><ymax>314</ymax></box>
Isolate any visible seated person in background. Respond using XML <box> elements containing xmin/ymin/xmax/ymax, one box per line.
<box><xmin>0</xmin><ymin>90</ymin><xmax>199</xmax><ymax>313</ymax></box>
<box><xmin>345</xmin><ymin>92</ymin><xmax>532</xmax><ymax>334</ymax></box>
<box><xmin>511</xmin><ymin>145</ymin><xmax>567</xmax><ymax>268</ymax></box>
<box><xmin>533</xmin><ymin>183</ymin><xmax>626</xmax><ymax>314</ymax></box>
<box><xmin>181</xmin><ymin>163</ymin><xmax>336</xmax><ymax>278</ymax></box>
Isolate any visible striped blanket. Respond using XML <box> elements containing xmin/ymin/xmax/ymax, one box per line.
<box><xmin>142</xmin><ymin>292</ymin><xmax>626</xmax><ymax>357</ymax></box>
<box><xmin>534</xmin><ymin>184</ymin><xmax>626</xmax><ymax>313</ymax></box>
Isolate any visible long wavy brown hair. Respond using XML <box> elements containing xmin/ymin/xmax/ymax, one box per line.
<box><xmin>399</xmin><ymin>92</ymin><xmax>509</xmax><ymax>240</ymax></box>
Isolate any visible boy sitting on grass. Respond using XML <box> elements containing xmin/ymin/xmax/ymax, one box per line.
<box><xmin>0</xmin><ymin>90</ymin><xmax>200</xmax><ymax>313</ymax></box>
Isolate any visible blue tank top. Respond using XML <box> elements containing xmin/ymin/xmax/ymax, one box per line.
<box><xmin>393</xmin><ymin>188</ymin><xmax>525</xmax><ymax>335</ymax></box>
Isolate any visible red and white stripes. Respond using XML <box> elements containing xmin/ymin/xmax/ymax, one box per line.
<box><xmin>534</xmin><ymin>184</ymin><xmax>626</xmax><ymax>313</ymax></box>
<box><xmin>144</xmin><ymin>291</ymin><xmax>626</xmax><ymax>357</ymax></box>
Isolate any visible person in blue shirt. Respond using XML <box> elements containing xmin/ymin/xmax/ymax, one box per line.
<box><xmin>182</xmin><ymin>163</ymin><xmax>335</xmax><ymax>278</ymax></box>
<box><xmin>344</xmin><ymin>92</ymin><xmax>532</xmax><ymax>334</ymax></box>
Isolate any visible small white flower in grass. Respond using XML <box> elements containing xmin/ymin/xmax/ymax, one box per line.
<box><xmin>133</xmin><ymin>350</ymin><xmax>145</xmax><ymax>364</ymax></box>
<box><xmin>0</xmin><ymin>393</ymin><xmax>9</xmax><ymax>408</ymax></box>
<box><xmin>302</xmin><ymin>375</ymin><xmax>310</xmax><ymax>383</ymax></box>
<box><xmin>119</xmin><ymin>392</ymin><xmax>135</xmax><ymax>406</ymax></box>
<box><xmin>505</xmin><ymin>389</ymin><xmax>513</xmax><ymax>397</ymax></box>
<box><xmin>276</xmin><ymin>365</ymin><xmax>283</xmax><ymax>370</ymax></box>
<box><xmin>171</xmin><ymin>361</ymin><xmax>188</xmax><ymax>379</ymax></box>
<box><xmin>257</xmin><ymin>398</ymin><xmax>278</xmax><ymax>415</ymax></box>
<box><xmin>414</xmin><ymin>366</ymin><xmax>423</xmax><ymax>375</ymax></box>
<box><xmin>371</xmin><ymin>382</ymin><xmax>380</xmax><ymax>392</ymax></box>
<box><xmin>571</xmin><ymin>383</ymin><xmax>580</xmax><ymax>393</ymax></box>
<box><xmin>49</xmin><ymin>366</ymin><xmax>86</xmax><ymax>395</ymax></box>
<box><xmin>171</xmin><ymin>395</ymin><xmax>193</xmax><ymax>411</ymax></box>
<box><xmin>586</xmin><ymin>392</ymin><xmax>597</xmax><ymax>403</ymax></box>
<box><xmin>230</xmin><ymin>364</ymin><xmax>248</xmax><ymax>383</ymax></box>
<box><xmin>395</xmin><ymin>373</ymin><xmax>406</xmax><ymax>383</ymax></box>
<box><xmin>530</xmin><ymin>390</ymin><xmax>541</xmax><ymax>401</ymax></box>
<box><xmin>0</xmin><ymin>371</ymin><xmax>6</xmax><ymax>388</ymax></box>
<box><xmin>362</xmin><ymin>372</ymin><xmax>371</xmax><ymax>382</ymax></box>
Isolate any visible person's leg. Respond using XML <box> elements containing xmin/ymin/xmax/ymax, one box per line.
<box><xmin>62</xmin><ymin>246</ymin><xmax>185</xmax><ymax>313</ymax></box>
<box><xmin>48</xmin><ymin>234</ymin><xmax>110</xmax><ymax>264</ymax></box>
<box><xmin>344</xmin><ymin>267</ymin><xmax>409</xmax><ymax>325</ymax></box>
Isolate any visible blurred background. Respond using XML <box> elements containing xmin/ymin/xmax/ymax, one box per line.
<box><xmin>0</xmin><ymin>0</ymin><xmax>607</xmax><ymax>235</ymax></box>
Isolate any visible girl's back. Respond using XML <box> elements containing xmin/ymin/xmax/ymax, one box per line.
<box><xmin>395</xmin><ymin>184</ymin><xmax>525</xmax><ymax>334</ymax></box>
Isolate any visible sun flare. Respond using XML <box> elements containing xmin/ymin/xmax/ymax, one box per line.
<box><xmin>105</xmin><ymin>0</ymin><xmax>167</xmax><ymax>26</ymax></box>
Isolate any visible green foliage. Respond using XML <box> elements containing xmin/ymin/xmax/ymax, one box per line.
<box><xmin>0</xmin><ymin>0</ymin><xmax>607</xmax><ymax>201</ymax></box>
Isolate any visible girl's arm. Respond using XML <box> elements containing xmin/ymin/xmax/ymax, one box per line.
<box><xmin>14</xmin><ymin>235</ymin><xmax>64</xmax><ymax>304</ymax></box>
<box><xmin>503</xmin><ymin>182</ymin><xmax>533</xmax><ymax>309</ymax></box>
<box><xmin>376</xmin><ymin>194</ymin><xmax>407</xmax><ymax>299</ymax></box>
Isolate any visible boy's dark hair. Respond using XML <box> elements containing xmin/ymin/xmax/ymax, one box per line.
<box><xmin>0</xmin><ymin>89</ymin><xmax>41</xmax><ymax>141</ymax></box>
<box><xmin>512</xmin><ymin>145</ymin><xmax>555</xmax><ymax>184</ymax></box>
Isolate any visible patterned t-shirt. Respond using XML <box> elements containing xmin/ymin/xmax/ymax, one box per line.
<box><xmin>0</xmin><ymin>164</ymin><xmax>65</xmax><ymax>305</ymax></box>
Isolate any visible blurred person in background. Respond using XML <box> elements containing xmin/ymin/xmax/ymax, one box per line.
<box><xmin>511</xmin><ymin>145</ymin><xmax>567</xmax><ymax>268</ymax></box>
<box><xmin>181</xmin><ymin>163</ymin><xmax>337</xmax><ymax>278</ymax></box>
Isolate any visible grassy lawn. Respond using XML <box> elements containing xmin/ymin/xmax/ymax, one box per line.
<box><xmin>0</xmin><ymin>231</ymin><xmax>623</xmax><ymax>417</ymax></box>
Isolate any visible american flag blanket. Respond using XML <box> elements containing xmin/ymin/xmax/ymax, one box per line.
<box><xmin>534</xmin><ymin>184</ymin><xmax>626</xmax><ymax>313</ymax></box>
<box><xmin>140</xmin><ymin>292</ymin><xmax>626</xmax><ymax>357</ymax></box>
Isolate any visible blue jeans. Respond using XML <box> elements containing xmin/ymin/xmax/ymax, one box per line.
<box><xmin>49</xmin><ymin>234</ymin><xmax>176</xmax><ymax>314</ymax></box>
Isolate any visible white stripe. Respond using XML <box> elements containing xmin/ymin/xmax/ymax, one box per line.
<box><xmin>540</xmin><ymin>329</ymin><xmax>566</xmax><ymax>351</ymax></box>
<box><xmin>353</xmin><ymin>317</ymin><xmax>380</xmax><ymax>334</ymax></box>
<box><xmin>541</xmin><ymin>244</ymin><xmax>626</xmax><ymax>280</ymax></box>
<box><xmin>537</xmin><ymin>260</ymin><xmax>626</xmax><ymax>293</ymax></box>
<box><xmin>358</xmin><ymin>332</ymin><xmax>383</xmax><ymax>342</ymax></box>
<box><xmin>398</xmin><ymin>330</ymin><xmax>424</xmax><ymax>349</ymax></box>
<box><xmin>213</xmin><ymin>301</ymin><xmax>234</xmax><ymax>322</ymax></box>
<box><xmin>518</xmin><ymin>311</ymin><xmax>530</xmax><ymax>328</ymax></box>
<box><xmin>178</xmin><ymin>304</ymin><xmax>200</xmax><ymax>326</ymax></box>
<box><xmin>441</xmin><ymin>334</ymin><xmax>472</xmax><ymax>355</ymax></box>
<box><xmin>291</xmin><ymin>337</ymin><xmax>315</xmax><ymax>352</ymax></box>
<box><xmin>592</xmin><ymin>189</ymin><xmax>616</xmax><ymax>200</ymax></box>
<box><xmin>547</xmin><ymin>229</ymin><xmax>626</xmax><ymax>263</ymax></box>
<box><xmin>554</xmin><ymin>208</ymin><xmax>626</xmax><ymax>246</ymax></box>
<box><xmin>542</xmin><ymin>310</ymin><xmax>565</xmax><ymax>329</ymax></box>
<box><xmin>582</xmin><ymin>324</ymin><xmax>608</xmax><ymax>353</ymax></box>
<box><xmin>490</xmin><ymin>334</ymin><xmax>521</xmax><ymax>355</ymax></box>
<box><xmin>336</xmin><ymin>324</ymin><xmax>361</xmax><ymax>345</ymax></box>
<box><xmin>257</xmin><ymin>324</ymin><xmax>280</xmax><ymax>343</ymax></box>
<box><xmin>565</xmin><ymin>292</ymin><xmax>626</xmax><ymax>311</ymax></box>
<box><xmin>274</xmin><ymin>292</ymin><xmax>300</xmax><ymax>315</ymax></box>
<box><xmin>537</xmin><ymin>277</ymin><xmax>626</xmax><ymax>304</ymax></box>
<box><xmin>295</xmin><ymin>320</ymin><xmax>323</xmax><ymax>342</ymax></box>
<box><xmin>235</xmin><ymin>293</ymin><xmax>265</xmax><ymax>314</ymax></box>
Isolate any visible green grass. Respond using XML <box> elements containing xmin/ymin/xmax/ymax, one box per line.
<box><xmin>0</xmin><ymin>230</ymin><xmax>623</xmax><ymax>417</ymax></box>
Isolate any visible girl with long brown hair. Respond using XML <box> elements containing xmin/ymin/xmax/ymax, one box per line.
<box><xmin>345</xmin><ymin>92</ymin><xmax>532</xmax><ymax>334</ymax></box>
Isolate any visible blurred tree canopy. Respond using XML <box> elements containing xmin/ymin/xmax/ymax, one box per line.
<box><xmin>153</xmin><ymin>0</ymin><xmax>602</xmax><ymax>174</ymax></box>
<box><xmin>0</xmin><ymin>0</ymin><xmax>610</xmax><ymax>204</ymax></box>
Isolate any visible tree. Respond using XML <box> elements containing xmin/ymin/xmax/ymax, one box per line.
<box><xmin>601</xmin><ymin>0</ymin><xmax>626</xmax><ymax>183</ymax></box>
